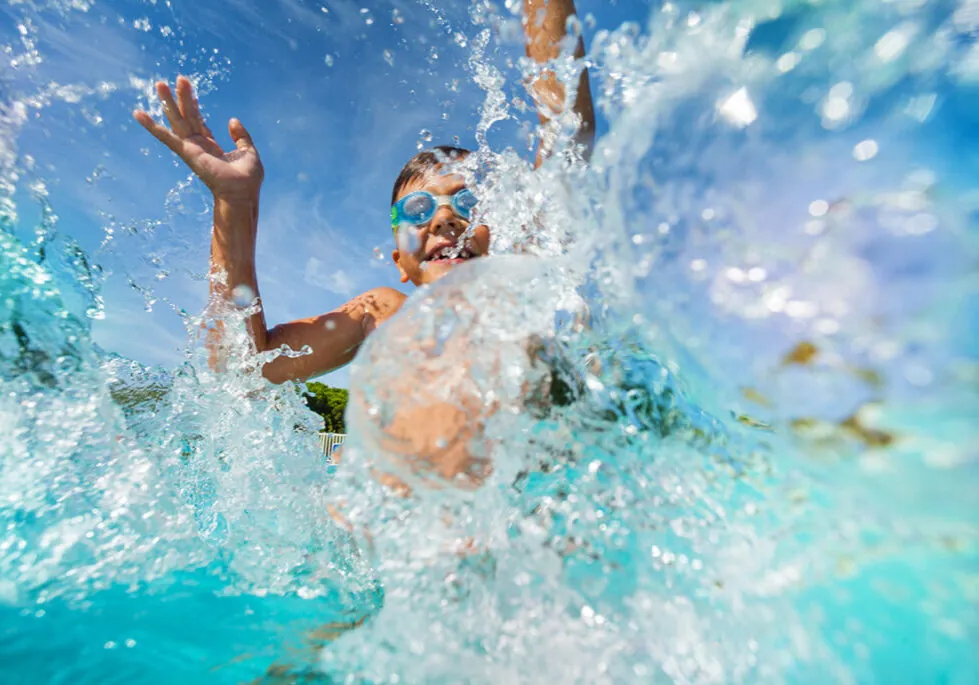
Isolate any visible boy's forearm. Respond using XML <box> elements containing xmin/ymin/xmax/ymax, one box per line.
<box><xmin>209</xmin><ymin>194</ymin><xmax>270</xmax><ymax>356</ymax></box>
<box><xmin>523</xmin><ymin>0</ymin><xmax>595</xmax><ymax>160</ymax></box>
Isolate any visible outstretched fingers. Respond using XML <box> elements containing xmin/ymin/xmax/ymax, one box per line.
<box><xmin>156</xmin><ymin>81</ymin><xmax>191</xmax><ymax>137</ymax></box>
<box><xmin>176</xmin><ymin>76</ymin><xmax>208</xmax><ymax>136</ymax></box>
<box><xmin>132</xmin><ymin>110</ymin><xmax>183</xmax><ymax>154</ymax></box>
<box><xmin>228</xmin><ymin>118</ymin><xmax>255</xmax><ymax>152</ymax></box>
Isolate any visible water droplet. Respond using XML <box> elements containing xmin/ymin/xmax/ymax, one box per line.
<box><xmin>383</xmin><ymin>49</ymin><xmax>394</xmax><ymax>66</ymax></box>
<box><xmin>231</xmin><ymin>284</ymin><xmax>256</xmax><ymax>306</ymax></box>
<box><xmin>821</xmin><ymin>96</ymin><xmax>850</xmax><ymax>125</ymax></box>
<box><xmin>875</xmin><ymin>24</ymin><xmax>912</xmax><ymax>62</ymax></box>
<box><xmin>453</xmin><ymin>32</ymin><xmax>467</xmax><ymax>48</ymax></box>
<box><xmin>397</xmin><ymin>225</ymin><xmax>420</xmax><ymax>254</ymax></box>
<box><xmin>392</xmin><ymin>8</ymin><xmax>405</xmax><ymax>24</ymax></box>
<box><xmin>324</xmin><ymin>54</ymin><xmax>334</xmax><ymax>67</ymax></box>
<box><xmin>776</xmin><ymin>52</ymin><xmax>800</xmax><ymax>73</ymax></box>
<box><xmin>853</xmin><ymin>139</ymin><xmax>879</xmax><ymax>161</ymax></box>
<box><xmin>419</xmin><ymin>129</ymin><xmax>432</xmax><ymax>142</ymax></box>
<box><xmin>717</xmin><ymin>87</ymin><xmax>757</xmax><ymax>128</ymax></box>
<box><xmin>809</xmin><ymin>200</ymin><xmax>829</xmax><ymax>217</ymax></box>
<box><xmin>799</xmin><ymin>28</ymin><xmax>826</xmax><ymax>51</ymax></box>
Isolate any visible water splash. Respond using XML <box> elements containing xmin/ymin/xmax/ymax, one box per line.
<box><xmin>0</xmin><ymin>0</ymin><xmax>977</xmax><ymax>682</ymax></box>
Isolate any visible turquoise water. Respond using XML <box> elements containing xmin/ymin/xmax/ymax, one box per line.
<box><xmin>2</xmin><ymin>0</ymin><xmax>978</xmax><ymax>682</ymax></box>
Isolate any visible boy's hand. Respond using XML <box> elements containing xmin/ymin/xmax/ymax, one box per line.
<box><xmin>133</xmin><ymin>76</ymin><xmax>264</xmax><ymax>200</ymax></box>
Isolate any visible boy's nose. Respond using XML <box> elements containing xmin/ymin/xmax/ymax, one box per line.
<box><xmin>430</xmin><ymin>206</ymin><xmax>465</xmax><ymax>238</ymax></box>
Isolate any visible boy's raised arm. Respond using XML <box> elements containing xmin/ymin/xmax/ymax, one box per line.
<box><xmin>134</xmin><ymin>77</ymin><xmax>403</xmax><ymax>384</ymax></box>
<box><xmin>524</xmin><ymin>0</ymin><xmax>596</xmax><ymax>165</ymax></box>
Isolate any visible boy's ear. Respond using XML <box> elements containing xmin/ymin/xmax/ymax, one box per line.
<box><xmin>392</xmin><ymin>249</ymin><xmax>410</xmax><ymax>284</ymax></box>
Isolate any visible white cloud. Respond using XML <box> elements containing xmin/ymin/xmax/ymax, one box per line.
<box><xmin>303</xmin><ymin>257</ymin><xmax>355</xmax><ymax>296</ymax></box>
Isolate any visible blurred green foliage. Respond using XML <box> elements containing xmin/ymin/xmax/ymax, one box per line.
<box><xmin>303</xmin><ymin>382</ymin><xmax>348</xmax><ymax>434</ymax></box>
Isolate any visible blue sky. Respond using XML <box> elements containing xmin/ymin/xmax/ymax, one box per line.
<box><xmin>4</xmin><ymin>0</ymin><xmax>976</xmax><ymax>394</ymax></box>
<box><xmin>1</xmin><ymin>0</ymin><xmax>637</xmax><ymax>386</ymax></box>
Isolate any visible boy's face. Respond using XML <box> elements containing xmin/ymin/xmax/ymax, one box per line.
<box><xmin>391</xmin><ymin>167</ymin><xmax>490</xmax><ymax>287</ymax></box>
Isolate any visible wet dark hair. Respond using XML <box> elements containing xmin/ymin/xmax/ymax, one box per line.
<box><xmin>391</xmin><ymin>145</ymin><xmax>471</xmax><ymax>205</ymax></box>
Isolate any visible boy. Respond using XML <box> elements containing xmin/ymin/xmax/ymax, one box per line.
<box><xmin>133</xmin><ymin>0</ymin><xmax>594</xmax><ymax>389</ymax></box>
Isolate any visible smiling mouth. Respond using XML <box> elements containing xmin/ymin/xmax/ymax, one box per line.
<box><xmin>423</xmin><ymin>243</ymin><xmax>476</xmax><ymax>264</ymax></box>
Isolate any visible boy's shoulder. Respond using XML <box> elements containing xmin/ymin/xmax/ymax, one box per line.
<box><xmin>354</xmin><ymin>286</ymin><xmax>407</xmax><ymax>321</ymax></box>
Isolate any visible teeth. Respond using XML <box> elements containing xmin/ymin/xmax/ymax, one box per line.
<box><xmin>427</xmin><ymin>245</ymin><xmax>473</xmax><ymax>261</ymax></box>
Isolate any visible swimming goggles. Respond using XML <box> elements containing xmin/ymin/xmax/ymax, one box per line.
<box><xmin>391</xmin><ymin>188</ymin><xmax>478</xmax><ymax>233</ymax></box>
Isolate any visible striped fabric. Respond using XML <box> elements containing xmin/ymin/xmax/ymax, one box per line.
<box><xmin>319</xmin><ymin>432</ymin><xmax>346</xmax><ymax>462</ymax></box>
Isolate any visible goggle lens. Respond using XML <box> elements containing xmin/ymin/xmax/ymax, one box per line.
<box><xmin>392</xmin><ymin>188</ymin><xmax>478</xmax><ymax>231</ymax></box>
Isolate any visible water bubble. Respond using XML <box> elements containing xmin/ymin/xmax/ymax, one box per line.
<box><xmin>133</xmin><ymin>18</ymin><xmax>151</xmax><ymax>32</ymax></box>
<box><xmin>717</xmin><ymin>87</ymin><xmax>757</xmax><ymax>128</ymax></box>
<box><xmin>325</xmin><ymin>320</ymin><xmax>337</xmax><ymax>331</ymax></box>
<box><xmin>875</xmin><ymin>24</ymin><xmax>913</xmax><ymax>62</ymax></box>
<box><xmin>804</xmin><ymin>219</ymin><xmax>826</xmax><ymax>235</ymax></box>
<box><xmin>809</xmin><ymin>200</ymin><xmax>829</xmax><ymax>217</ymax></box>
<box><xmin>821</xmin><ymin>92</ymin><xmax>851</xmax><ymax>126</ymax></box>
<box><xmin>392</xmin><ymin>8</ymin><xmax>405</xmax><ymax>24</ymax></box>
<box><xmin>396</xmin><ymin>225</ymin><xmax>420</xmax><ymax>254</ymax></box>
<box><xmin>419</xmin><ymin>129</ymin><xmax>432</xmax><ymax>143</ymax></box>
<box><xmin>853</xmin><ymin>139</ymin><xmax>879</xmax><ymax>161</ymax></box>
<box><xmin>231</xmin><ymin>284</ymin><xmax>256</xmax><ymax>307</ymax></box>
<box><xmin>799</xmin><ymin>28</ymin><xmax>826</xmax><ymax>51</ymax></box>
<box><xmin>776</xmin><ymin>52</ymin><xmax>801</xmax><ymax>72</ymax></box>
<box><xmin>324</xmin><ymin>54</ymin><xmax>334</xmax><ymax>67</ymax></box>
<box><xmin>383</xmin><ymin>49</ymin><xmax>394</xmax><ymax>66</ymax></box>
<box><xmin>726</xmin><ymin>267</ymin><xmax>747</xmax><ymax>283</ymax></box>
<box><xmin>453</xmin><ymin>32</ymin><xmax>467</xmax><ymax>48</ymax></box>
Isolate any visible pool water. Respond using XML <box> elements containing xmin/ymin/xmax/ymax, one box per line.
<box><xmin>1</xmin><ymin>0</ymin><xmax>977</xmax><ymax>682</ymax></box>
